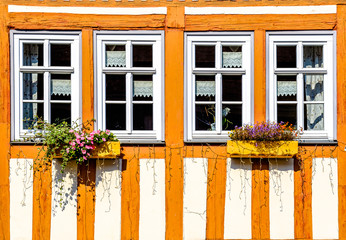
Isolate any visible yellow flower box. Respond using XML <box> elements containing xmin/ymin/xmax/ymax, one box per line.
<box><xmin>91</xmin><ymin>141</ymin><xmax>121</xmax><ymax>158</ymax></box>
<box><xmin>227</xmin><ymin>140</ymin><xmax>298</xmax><ymax>158</ymax></box>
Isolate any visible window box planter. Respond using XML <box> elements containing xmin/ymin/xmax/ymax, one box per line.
<box><xmin>227</xmin><ymin>140</ymin><xmax>298</xmax><ymax>158</ymax></box>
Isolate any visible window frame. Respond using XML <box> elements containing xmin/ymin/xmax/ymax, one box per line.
<box><xmin>11</xmin><ymin>31</ymin><xmax>82</xmax><ymax>141</ymax></box>
<box><xmin>94</xmin><ymin>31</ymin><xmax>165</xmax><ymax>143</ymax></box>
<box><xmin>267</xmin><ymin>31</ymin><xmax>337</xmax><ymax>142</ymax></box>
<box><xmin>184</xmin><ymin>32</ymin><xmax>254</xmax><ymax>143</ymax></box>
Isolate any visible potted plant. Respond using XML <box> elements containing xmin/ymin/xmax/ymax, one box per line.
<box><xmin>227</xmin><ymin>121</ymin><xmax>301</xmax><ymax>158</ymax></box>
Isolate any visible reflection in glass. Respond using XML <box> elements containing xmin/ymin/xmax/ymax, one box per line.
<box><xmin>51</xmin><ymin>74</ymin><xmax>71</xmax><ymax>100</ymax></box>
<box><xmin>105</xmin><ymin>45</ymin><xmax>126</xmax><ymax>67</ymax></box>
<box><xmin>133</xmin><ymin>45</ymin><xmax>152</xmax><ymax>67</ymax></box>
<box><xmin>222</xmin><ymin>104</ymin><xmax>242</xmax><ymax>130</ymax></box>
<box><xmin>277</xmin><ymin>46</ymin><xmax>296</xmax><ymax>68</ymax></box>
<box><xmin>106</xmin><ymin>75</ymin><xmax>126</xmax><ymax>101</ymax></box>
<box><xmin>304</xmin><ymin>46</ymin><xmax>323</xmax><ymax>68</ymax></box>
<box><xmin>23</xmin><ymin>102</ymin><xmax>44</xmax><ymax>129</ymax></box>
<box><xmin>222</xmin><ymin>75</ymin><xmax>242</xmax><ymax>101</ymax></box>
<box><xmin>195</xmin><ymin>45</ymin><xmax>215</xmax><ymax>68</ymax></box>
<box><xmin>222</xmin><ymin>46</ymin><xmax>242</xmax><ymax>68</ymax></box>
<box><xmin>277</xmin><ymin>104</ymin><xmax>297</xmax><ymax>128</ymax></box>
<box><xmin>304</xmin><ymin>75</ymin><xmax>324</xmax><ymax>101</ymax></box>
<box><xmin>133</xmin><ymin>75</ymin><xmax>153</xmax><ymax>101</ymax></box>
<box><xmin>106</xmin><ymin>104</ymin><xmax>126</xmax><ymax>130</ymax></box>
<box><xmin>277</xmin><ymin>75</ymin><xmax>297</xmax><ymax>101</ymax></box>
<box><xmin>51</xmin><ymin>44</ymin><xmax>71</xmax><ymax>66</ymax></box>
<box><xmin>23</xmin><ymin>43</ymin><xmax>43</xmax><ymax>66</ymax></box>
<box><xmin>23</xmin><ymin>73</ymin><xmax>43</xmax><ymax>100</ymax></box>
<box><xmin>305</xmin><ymin>104</ymin><xmax>324</xmax><ymax>130</ymax></box>
<box><xmin>51</xmin><ymin>103</ymin><xmax>71</xmax><ymax>124</ymax></box>
<box><xmin>195</xmin><ymin>75</ymin><xmax>215</xmax><ymax>101</ymax></box>
<box><xmin>133</xmin><ymin>104</ymin><xmax>153</xmax><ymax>130</ymax></box>
<box><xmin>195</xmin><ymin>104</ymin><xmax>216</xmax><ymax>131</ymax></box>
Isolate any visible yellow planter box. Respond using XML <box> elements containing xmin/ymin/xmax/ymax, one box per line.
<box><xmin>227</xmin><ymin>140</ymin><xmax>298</xmax><ymax>158</ymax></box>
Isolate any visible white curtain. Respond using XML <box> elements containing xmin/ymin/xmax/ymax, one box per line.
<box><xmin>222</xmin><ymin>46</ymin><xmax>242</xmax><ymax>68</ymax></box>
<box><xmin>51</xmin><ymin>79</ymin><xmax>71</xmax><ymax>96</ymax></box>
<box><xmin>133</xmin><ymin>81</ymin><xmax>153</xmax><ymax>97</ymax></box>
<box><xmin>305</xmin><ymin>75</ymin><xmax>324</xmax><ymax>130</ymax></box>
<box><xmin>195</xmin><ymin>81</ymin><xmax>215</xmax><ymax>97</ymax></box>
<box><xmin>106</xmin><ymin>51</ymin><xmax>126</xmax><ymax>67</ymax></box>
<box><xmin>277</xmin><ymin>81</ymin><xmax>297</xmax><ymax>97</ymax></box>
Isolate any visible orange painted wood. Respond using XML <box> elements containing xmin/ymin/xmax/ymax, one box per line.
<box><xmin>0</xmin><ymin>4</ymin><xmax>10</xmax><ymax>240</ymax></box>
<box><xmin>8</xmin><ymin>13</ymin><xmax>166</xmax><ymax>30</ymax></box>
<box><xmin>337</xmin><ymin>5</ymin><xmax>346</xmax><ymax>240</ymax></box>
<box><xmin>206</xmin><ymin>157</ymin><xmax>227</xmax><ymax>239</ymax></box>
<box><xmin>186</xmin><ymin>14</ymin><xmax>336</xmax><ymax>31</ymax></box>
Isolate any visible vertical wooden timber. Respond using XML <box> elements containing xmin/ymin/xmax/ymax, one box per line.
<box><xmin>165</xmin><ymin>6</ymin><xmax>185</xmax><ymax>240</ymax></box>
<box><xmin>337</xmin><ymin>4</ymin><xmax>346</xmax><ymax>240</ymax></box>
<box><xmin>77</xmin><ymin>28</ymin><xmax>96</xmax><ymax>240</ymax></box>
<box><xmin>0</xmin><ymin>4</ymin><xmax>10</xmax><ymax>240</ymax></box>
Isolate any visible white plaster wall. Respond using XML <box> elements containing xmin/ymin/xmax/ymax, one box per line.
<box><xmin>10</xmin><ymin>158</ymin><xmax>33</xmax><ymax>240</ymax></box>
<box><xmin>183</xmin><ymin>158</ymin><xmax>208</xmax><ymax>240</ymax></box>
<box><xmin>269</xmin><ymin>158</ymin><xmax>294</xmax><ymax>239</ymax></box>
<box><xmin>312</xmin><ymin>158</ymin><xmax>338</xmax><ymax>239</ymax></box>
<box><xmin>50</xmin><ymin>159</ymin><xmax>78</xmax><ymax>240</ymax></box>
<box><xmin>224</xmin><ymin>158</ymin><xmax>252</xmax><ymax>239</ymax></box>
<box><xmin>139</xmin><ymin>159</ymin><xmax>165</xmax><ymax>240</ymax></box>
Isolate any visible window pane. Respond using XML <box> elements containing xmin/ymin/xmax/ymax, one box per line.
<box><xmin>133</xmin><ymin>75</ymin><xmax>153</xmax><ymax>101</ymax></box>
<box><xmin>195</xmin><ymin>104</ymin><xmax>216</xmax><ymax>131</ymax></box>
<box><xmin>23</xmin><ymin>102</ymin><xmax>43</xmax><ymax>129</ymax></box>
<box><xmin>23</xmin><ymin>43</ymin><xmax>43</xmax><ymax>66</ymax></box>
<box><xmin>133</xmin><ymin>45</ymin><xmax>152</xmax><ymax>67</ymax></box>
<box><xmin>277</xmin><ymin>104</ymin><xmax>297</xmax><ymax>128</ymax></box>
<box><xmin>51</xmin><ymin>44</ymin><xmax>71</xmax><ymax>66</ymax></box>
<box><xmin>105</xmin><ymin>45</ymin><xmax>126</xmax><ymax>67</ymax></box>
<box><xmin>305</xmin><ymin>104</ymin><xmax>324</xmax><ymax>130</ymax></box>
<box><xmin>106</xmin><ymin>75</ymin><xmax>126</xmax><ymax>101</ymax></box>
<box><xmin>195</xmin><ymin>75</ymin><xmax>215</xmax><ymax>101</ymax></box>
<box><xmin>222</xmin><ymin>104</ymin><xmax>242</xmax><ymax>130</ymax></box>
<box><xmin>23</xmin><ymin>73</ymin><xmax>43</xmax><ymax>100</ymax></box>
<box><xmin>304</xmin><ymin>46</ymin><xmax>323</xmax><ymax>68</ymax></box>
<box><xmin>51</xmin><ymin>74</ymin><xmax>71</xmax><ymax>100</ymax></box>
<box><xmin>106</xmin><ymin>104</ymin><xmax>126</xmax><ymax>130</ymax></box>
<box><xmin>277</xmin><ymin>75</ymin><xmax>297</xmax><ymax>101</ymax></box>
<box><xmin>222</xmin><ymin>46</ymin><xmax>242</xmax><ymax>68</ymax></box>
<box><xmin>133</xmin><ymin>104</ymin><xmax>153</xmax><ymax>130</ymax></box>
<box><xmin>304</xmin><ymin>75</ymin><xmax>324</xmax><ymax>101</ymax></box>
<box><xmin>222</xmin><ymin>75</ymin><xmax>242</xmax><ymax>101</ymax></box>
<box><xmin>277</xmin><ymin>46</ymin><xmax>296</xmax><ymax>68</ymax></box>
<box><xmin>51</xmin><ymin>103</ymin><xmax>71</xmax><ymax>124</ymax></box>
<box><xmin>195</xmin><ymin>45</ymin><xmax>215</xmax><ymax>68</ymax></box>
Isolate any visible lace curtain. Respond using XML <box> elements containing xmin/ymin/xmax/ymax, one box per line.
<box><xmin>277</xmin><ymin>81</ymin><xmax>297</xmax><ymax>96</ymax></box>
<box><xmin>222</xmin><ymin>46</ymin><xmax>242</xmax><ymax>68</ymax></box>
<box><xmin>196</xmin><ymin>81</ymin><xmax>215</xmax><ymax>96</ymax></box>
<box><xmin>106</xmin><ymin>51</ymin><xmax>126</xmax><ymax>67</ymax></box>
<box><xmin>51</xmin><ymin>80</ymin><xmax>71</xmax><ymax>96</ymax></box>
<box><xmin>133</xmin><ymin>81</ymin><xmax>153</xmax><ymax>97</ymax></box>
<box><xmin>305</xmin><ymin>75</ymin><xmax>324</xmax><ymax>130</ymax></box>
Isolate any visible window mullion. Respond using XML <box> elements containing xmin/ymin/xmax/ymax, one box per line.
<box><xmin>126</xmin><ymin>72</ymin><xmax>132</xmax><ymax>132</ymax></box>
<box><xmin>44</xmin><ymin>72</ymin><xmax>50</xmax><ymax>123</ymax></box>
<box><xmin>297</xmin><ymin>73</ymin><xmax>304</xmax><ymax>130</ymax></box>
<box><xmin>216</xmin><ymin>73</ymin><xmax>222</xmax><ymax>134</ymax></box>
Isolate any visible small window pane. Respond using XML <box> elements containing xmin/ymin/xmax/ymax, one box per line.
<box><xmin>105</xmin><ymin>45</ymin><xmax>126</xmax><ymax>67</ymax></box>
<box><xmin>23</xmin><ymin>73</ymin><xmax>43</xmax><ymax>100</ymax></box>
<box><xmin>222</xmin><ymin>46</ymin><xmax>242</xmax><ymax>68</ymax></box>
<box><xmin>277</xmin><ymin>75</ymin><xmax>297</xmax><ymax>101</ymax></box>
<box><xmin>195</xmin><ymin>104</ymin><xmax>216</xmax><ymax>131</ymax></box>
<box><xmin>222</xmin><ymin>75</ymin><xmax>242</xmax><ymax>101</ymax></box>
<box><xmin>195</xmin><ymin>75</ymin><xmax>215</xmax><ymax>101</ymax></box>
<box><xmin>304</xmin><ymin>46</ymin><xmax>323</xmax><ymax>68</ymax></box>
<box><xmin>222</xmin><ymin>104</ymin><xmax>242</xmax><ymax>130</ymax></box>
<box><xmin>304</xmin><ymin>75</ymin><xmax>324</xmax><ymax>101</ymax></box>
<box><xmin>51</xmin><ymin>44</ymin><xmax>71</xmax><ymax>66</ymax></box>
<box><xmin>133</xmin><ymin>104</ymin><xmax>153</xmax><ymax>130</ymax></box>
<box><xmin>23</xmin><ymin>102</ymin><xmax>44</xmax><ymax>129</ymax></box>
<box><xmin>133</xmin><ymin>45</ymin><xmax>152</xmax><ymax>67</ymax></box>
<box><xmin>23</xmin><ymin>43</ymin><xmax>43</xmax><ymax>66</ymax></box>
<box><xmin>106</xmin><ymin>75</ymin><xmax>126</xmax><ymax>101</ymax></box>
<box><xmin>106</xmin><ymin>104</ymin><xmax>126</xmax><ymax>130</ymax></box>
<box><xmin>277</xmin><ymin>46</ymin><xmax>296</xmax><ymax>68</ymax></box>
<box><xmin>277</xmin><ymin>104</ymin><xmax>297</xmax><ymax>128</ymax></box>
<box><xmin>195</xmin><ymin>46</ymin><xmax>215</xmax><ymax>68</ymax></box>
<box><xmin>305</xmin><ymin>104</ymin><xmax>324</xmax><ymax>130</ymax></box>
<box><xmin>51</xmin><ymin>74</ymin><xmax>71</xmax><ymax>100</ymax></box>
<box><xmin>51</xmin><ymin>103</ymin><xmax>71</xmax><ymax>124</ymax></box>
<box><xmin>133</xmin><ymin>75</ymin><xmax>153</xmax><ymax>101</ymax></box>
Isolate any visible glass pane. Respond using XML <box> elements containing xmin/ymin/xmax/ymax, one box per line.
<box><xmin>305</xmin><ymin>104</ymin><xmax>324</xmax><ymax>130</ymax></box>
<box><xmin>23</xmin><ymin>102</ymin><xmax>44</xmax><ymax>129</ymax></box>
<box><xmin>277</xmin><ymin>104</ymin><xmax>297</xmax><ymax>128</ymax></box>
<box><xmin>222</xmin><ymin>104</ymin><xmax>242</xmax><ymax>130</ymax></box>
<box><xmin>195</xmin><ymin>75</ymin><xmax>215</xmax><ymax>101</ymax></box>
<box><xmin>222</xmin><ymin>75</ymin><xmax>242</xmax><ymax>101</ymax></box>
<box><xmin>51</xmin><ymin>74</ymin><xmax>71</xmax><ymax>100</ymax></box>
<box><xmin>105</xmin><ymin>45</ymin><xmax>126</xmax><ymax>67</ymax></box>
<box><xmin>304</xmin><ymin>46</ymin><xmax>323</xmax><ymax>68</ymax></box>
<box><xmin>133</xmin><ymin>104</ymin><xmax>153</xmax><ymax>130</ymax></box>
<box><xmin>277</xmin><ymin>46</ymin><xmax>296</xmax><ymax>68</ymax></box>
<box><xmin>195</xmin><ymin>45</ymin><xmax>215</xmax><ymax>68</ymax></box>
<box><xmin>133</xmin><ymin>45</ymin><xmax>152</xmax><ymax>67</ymax></box>
<box><xmin>133</xmin><ymin>75</ymin><xmax>153</xmax><ymax>101</ymax></box>
<box><xmin>106</xmin><ymin>75</ymin><xmax>126</xmax><ymax>101</ymax></box>
<box><xmin>222</xmin><ymin>46</ymin><xmax>242</xmax><ymax>68</ymax></box>
<box><xmin>195</xmin><ymin>104</ymin><xmax>216</xmax><ymax>131</ymax></box>
<box><xmin>23</xmin><ymin>43</ymin><xmax>43</xmax><ymax>66</ymax></box>
<box><xmin>51</xmin><ymin>103</ymin><xmax>71</xmax><ymax>124</ymax></box>
<box><xmin>304</xmin><ymin>75</ymin><xmax>324</xmax><ymax>101</ymax></box>
<box><xmin>106</xmin><ymin>104</ymin><xmax>126</xmax><ymax>130</ymax></box>
<box><xmin>277</xmin><ymin>75</ymin><xmax>297</xmax><ymax>101</ymax></box>
<box><xmin>51</xmin><ymin>44</ymin><xmax>71</xmax><ymax>66</ymax></box>
<box><xmin>23</xmin><ymin>73</ymin><xmax>43</xmax><ymax>100</ymax></box>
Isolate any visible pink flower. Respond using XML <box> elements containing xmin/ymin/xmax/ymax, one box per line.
<box><xmin>82</xmin><ymin>150</ymin><xmax>86</xmax><ymax>154</ymax></box>
<box><xmin>70</xmin><ymin>141</ymin><xmax>76</xmax><ymax>146</ymax></box>
<box><xmin>102</xmin><ymin>138</ymin><xmax>106</xmax><ymax>142</ymax></box>
<box><xmin>66</xmin><ymin>148</ymin><xmax>70</xmax><ymax>153</ymax></box>
<box><xmin>69</xmin><ymin>129</ymin><xmax>74</xmax><ymax>133</ymax></box>
<box><xmin>83</xmin><ymin>156</ymin><xmax>87</xmax><ymax>160</ymax></box>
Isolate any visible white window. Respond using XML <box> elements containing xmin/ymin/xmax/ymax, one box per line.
<box><xmin>267</xmin><ymin>31</ymin><xmax>336</xmax><ymax>142</ymax></box>
<box><xmin>94</xmin><ymin>31</ymin><xmax>164</xmax><ymax>143</ymax></box>
<box><xmin>11</xmin><ymin>31</ymin><xmax>81</xmax><ymax>140</ymax></box>
<box><xmin>185</xmin><ymin>33</ymin><xmax>253</xmax><ymax>142</ymax></box>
